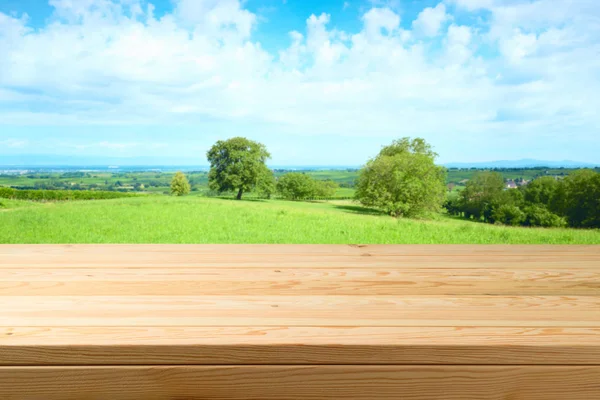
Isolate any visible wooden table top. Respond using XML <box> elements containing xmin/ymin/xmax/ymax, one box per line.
<box><xmin>1</xmin><ymin>244</ymin><xmax>599</xmax><ymax>367</ymax></box>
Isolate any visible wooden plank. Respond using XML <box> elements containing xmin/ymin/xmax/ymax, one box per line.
<box><xmin>1</xmin><ymin>295</ymin><xmax>598</xmax><ymax>327</ymax></box>
<box><xmin>2</xmin><ymin>245</ymin><xmax>599</xmax><ymax>268</ymax></box>
<box><xmin>1</xmin><ymin>268</ymin><xmax>599</xmax><ymax>296</ymax></box>
<box><xmin>0</xmin><ymin>366</ymin><xmax>598</xmax><ymax>399</ymax></box>
<box><xmin>2</xmin><ymin>326</ymin><xmax>600</xmax><ymax>365</ymax></box>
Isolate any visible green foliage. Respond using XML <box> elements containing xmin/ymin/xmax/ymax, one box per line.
<box><xmin>207</xmin><ymin>137</ymin><xmax>271</xmax><ymax>200</ymax></box>
<box><xmin>491</xmin><ymin>204</ymin><xmax>526</xmax><ymax>226</ymax></box>
<box><xmin>256</xmin><ymin>169</ymin><xmax>276</xmax><ymax>199</ymax></box>
<box><xmin>458</xmin><ymin>171</ymin><xmax>505</xmax><ymax>221</ymax></box>
<box><xmin>557</xmin><ymin>169</ymin><xmax>600</xmax><ymax>228</ymax></box>
<box><xmin>276</xmin><ymin>174</ymin><xmax>340</xmax><ymax>201</ymax></box>
<box><xmin>355</xmin><ymin>137</ymin><xmax>446</xmax><ymax>217</ymax></box>
<box><xmin>521</xmin><ymin>176</ymin><xmax>559</xmax><ymax>205</ymax></box>
<box><xmin>0</xmin><ymin>187</ymin><xmax>136</xmax><ymax>201</ymax></box>
<box><xmin>314</xmin><ymin>180</ymin><xmax>339</xmax><ymax>198</ymax></box>
<box><xmin>170</xmin><ymin>172</ymin><xmax>191</xmax><ymax>196</ymax></box>
<box><xmin>277</xmin><ymin>173</ymin><xmax>317</xmax><ymax>200</ymax></box>
<box><xmin>448</xmin><ymin>169</ymin><xmax>600</xmax><ymax>229</ymax></box>
<box><xmin>522</xmin><ymin>204</ymin><xmax>567</xmax><ymax>228</ymax></box>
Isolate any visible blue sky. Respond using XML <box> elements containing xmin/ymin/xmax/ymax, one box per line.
<box><xmin>0</xmin><ymin>0</ymin><xmax>599</xmax><ymax>166</ymax></box>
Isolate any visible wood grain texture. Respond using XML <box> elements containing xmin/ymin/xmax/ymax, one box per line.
<box><xmin>0</xmin><ymin>366</ymin><xmax>599</xmax><ymax>400</ymax></box>
<box><xmin>1</xmin><ymin>245</ymin><xmax>599</xmax><ymax>399</ymax></box>
<box><xmin>2</xmin><ymin>245</ymin><xmax>599</xmax><ymax>268</ymax></box>
<box><xmin>2</xmin><ymin>326</ymin><xmax>600</xmax><ymax>365</ymax></box>
<box><xmin>2</xmin><ymin>268</ymin><xmax>599</xmax><ymax>296</ymax></box>
<box><xmin>2</xmin><ymin>295</ymin><xmax>599</xmax><ymax>327</ymax></box>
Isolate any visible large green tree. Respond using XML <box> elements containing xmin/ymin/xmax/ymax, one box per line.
<box><xmin>207</xmin><ymin>137</ymin><xmax>271</xmax><ymax>200</ymax></box>
<box><xmin>355</xmin><ymin>137</ymin><xmax>446</xmax><ymax>217</ymax></box>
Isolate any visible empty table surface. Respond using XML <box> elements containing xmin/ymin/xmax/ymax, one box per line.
<box><xmin>1</xmin><ymin>245</ymin><xmax>599</xmax><ymax>399</ymax></box>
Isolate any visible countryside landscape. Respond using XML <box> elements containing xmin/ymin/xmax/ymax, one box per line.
<box><xmin>1</xmin><ymin>0</ymin><xmax>599</xmax><ymax>244</ymax></box>
<box><xmin>1</xmin><ymin>137</ymin><xmax>599</xmax><ymax>244</ymax></box>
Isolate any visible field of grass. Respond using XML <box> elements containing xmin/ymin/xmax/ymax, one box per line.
<box><xmin>1</xmin><ymin>195</ymin><xmax>598</xmax><ymax>244</ymax></box>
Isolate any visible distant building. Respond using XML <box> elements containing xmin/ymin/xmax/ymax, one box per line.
<box><xmin>505</xmin><ymin>180</ymin><xmax>518</xmax><ymax>189</ymax></box>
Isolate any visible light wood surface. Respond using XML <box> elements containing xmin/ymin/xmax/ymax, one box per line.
<box><xmin>1</xmin><ymin>245</ymin><xmax>599</xmax><ymax>399</ymax></box>
<box><xmin>2</xmin><ymin>295</ymin><xmax>599</xmax><ymax>326</ymax></box>
<box><xmin>1</xmin><ymin>244</ymin><xmax>599</xmax><ymax>268</ymax></box>
<box><xmin>2</xmin><ymin>267</ymin><xmax>599</xmax><ymax>295</ymax></box>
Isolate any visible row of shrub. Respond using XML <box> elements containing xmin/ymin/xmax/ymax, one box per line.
<box><xmin>445</xmin><ymin>169</ymin><xmax>599</xmax><ymax>228</ymax></box>
<box><xmin>0</xmin><ymin>187</ymin><xmax>138</xmax><ymax>201</ymax></box>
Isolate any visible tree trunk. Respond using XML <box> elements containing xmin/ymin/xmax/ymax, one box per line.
<box><xmin>236</xmin><ymin>188</ymin><xmax>243</xmax><ymax>200</ymax></box>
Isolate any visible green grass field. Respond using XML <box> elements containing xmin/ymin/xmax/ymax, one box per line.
<box><xmin>1</xmin><ymin>196</ymin><xmax>598</xmax><ymax>244</ymax></box>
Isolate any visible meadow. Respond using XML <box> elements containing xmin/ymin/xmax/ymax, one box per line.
<box><xmin>1</xmin><ymin>195</ymin><xmax>598</xmax><ymax>244</ymax></box>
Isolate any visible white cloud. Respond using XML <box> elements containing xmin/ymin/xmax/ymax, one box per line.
<box><xmin>500</xmin><ymin>29</ymin><xmax>537</xmax><ymax>63</ymax></box>
<box><xmin>173</xmin><ymin>0</ymin><xmax>256</xmax><ymax>41</ymax></box>
<box><xmin>445</xmin><ymin>24</ymin><xmax>473</xmax><ymax>64</ymax></box>
<box><xmin>363</xmin><ymin>7</ymin><xmax>401</xmax><ymax>38</ymax></box>
<box><xmin>412</xmin><ymin>3</ymin><xmax>449</xmax><ymax>37</ymax></box>
<box><xmin>448</xmin><ymin>0</ymin><xmax>495</xmax><ymax>11</ymax></box>
<box><xmin>0</xmin><ymin>0</ymin><xmax>598</xmax><ymax>159</ymax></box>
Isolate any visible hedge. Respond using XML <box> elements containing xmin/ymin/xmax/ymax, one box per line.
<box><xmin>0</xmin><ymin>187</ymin><xmax>137</xmax><ymax>201</ymax></box>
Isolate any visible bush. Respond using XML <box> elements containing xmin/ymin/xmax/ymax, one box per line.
<box><xmin>256</xmin><ymin>170</ymin><xmax>276</xmax><ymax>199</ymax></box>
<box><xmin>170</xmin><ymin>172</ymin><xmax>191</xmax><ymax>196</ymax></box>
<box><xmin>277</xmin><ymin>173</ymin><xmax>316</xmax><ymax>200</ymax></box>
<box><xmin>314</xmin><ymin>180</ymin><xmax>339</xmax><ymax>198</ymax></box>
<box><xmin>523</xmin><ymin>205</ymin><xmax>567</xmax><ymax>228</ymax></box>
<box><xmin>0</xmin><ymin>187</ymin><xmax>136</xmax><ymax>202</ymax></box>
<box><xmin>491</xmin><ymin>204</ymin><xmax>526</xmax><ymax>226</ymax></box>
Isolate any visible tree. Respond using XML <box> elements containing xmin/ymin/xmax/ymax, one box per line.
<box><xmin>277</xmin><ymin>173</ymin><xmax>316</xmax><ymax>200</ymax></box>
<box><xmin>557</xmin><ymin>169</ymin><xmax>600</xmax><ymax>228</ymax></box>
<box><xmin>491</xmin><ymin>204</ymin><xmax>526</xmax><ymax>226</ymax></box>
<box><xmin>458</xmin><ymin>171</ymin><xmax>505</xmax><ymax>221</ymax></box>
<box><xmin>207</xmin><ymin>137</ymin><xmax>271</xmax><ymax>200</ymax></box>
<box><xmin>521</xmin><ymin>176</ymin><xmax>559</xmax><ymax>205</ymax></box>
<box><xmin>170</xmin><ymin>171</ymin><xmax>191</xmax><ymax>196</ymax></box>
<box><xmin>355</xmin><ymin>137</ymin><xmax>446</xmax><ymax>217</ymax></box>
<box><xmin>256</xmin><ymin>169</ymin><xmax>276</xmax><ymax>199</ymax></box>
<box><xmin>314</xmin><ymin>179</ymin><xmax>339</xmax><ymax>198</ymax></box>
<box><xmin>522</xmin><ymin>204</ymin><xmax>566</xmax><ymax>228</ymax></box>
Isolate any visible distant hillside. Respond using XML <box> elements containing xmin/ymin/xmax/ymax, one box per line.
<box><xmin>444</xmin><ymin>159</ymin><xmax>598</xmax><ymax>169</ymax></box>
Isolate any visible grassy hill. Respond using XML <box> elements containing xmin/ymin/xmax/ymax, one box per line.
<box><xmin>1</xmin><ymin>196</ymin><xmax>598</xmax><ymax>244</ymax></box>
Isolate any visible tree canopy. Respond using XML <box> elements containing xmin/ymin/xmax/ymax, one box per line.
<box><xmin>355</xmin><ymin>137</ymin><xmax>446</xmax><ymax>217</ymax></box>
<box><xmin>458</xmin><ymin>171</ymin><xmax>505</xmax><ymax>222</ymax></box>
<box><xmin>170</xmin><ymin>171</ymin><xmax>190</xmax><ymax>196</ymax></box>
<box><xmin>276</xmin><ymin>173</ymin><xmax>339</xmax><ymax>201</ymax></box>
<box><xmin>447</xmin><ymin>169</ymin><xmax>600</xmax><ymax>229</ymax></box>
<box><xmin>207</xmin><ymin>137</ymin><xmax>271</xmax><ymax>200</ymax></box>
